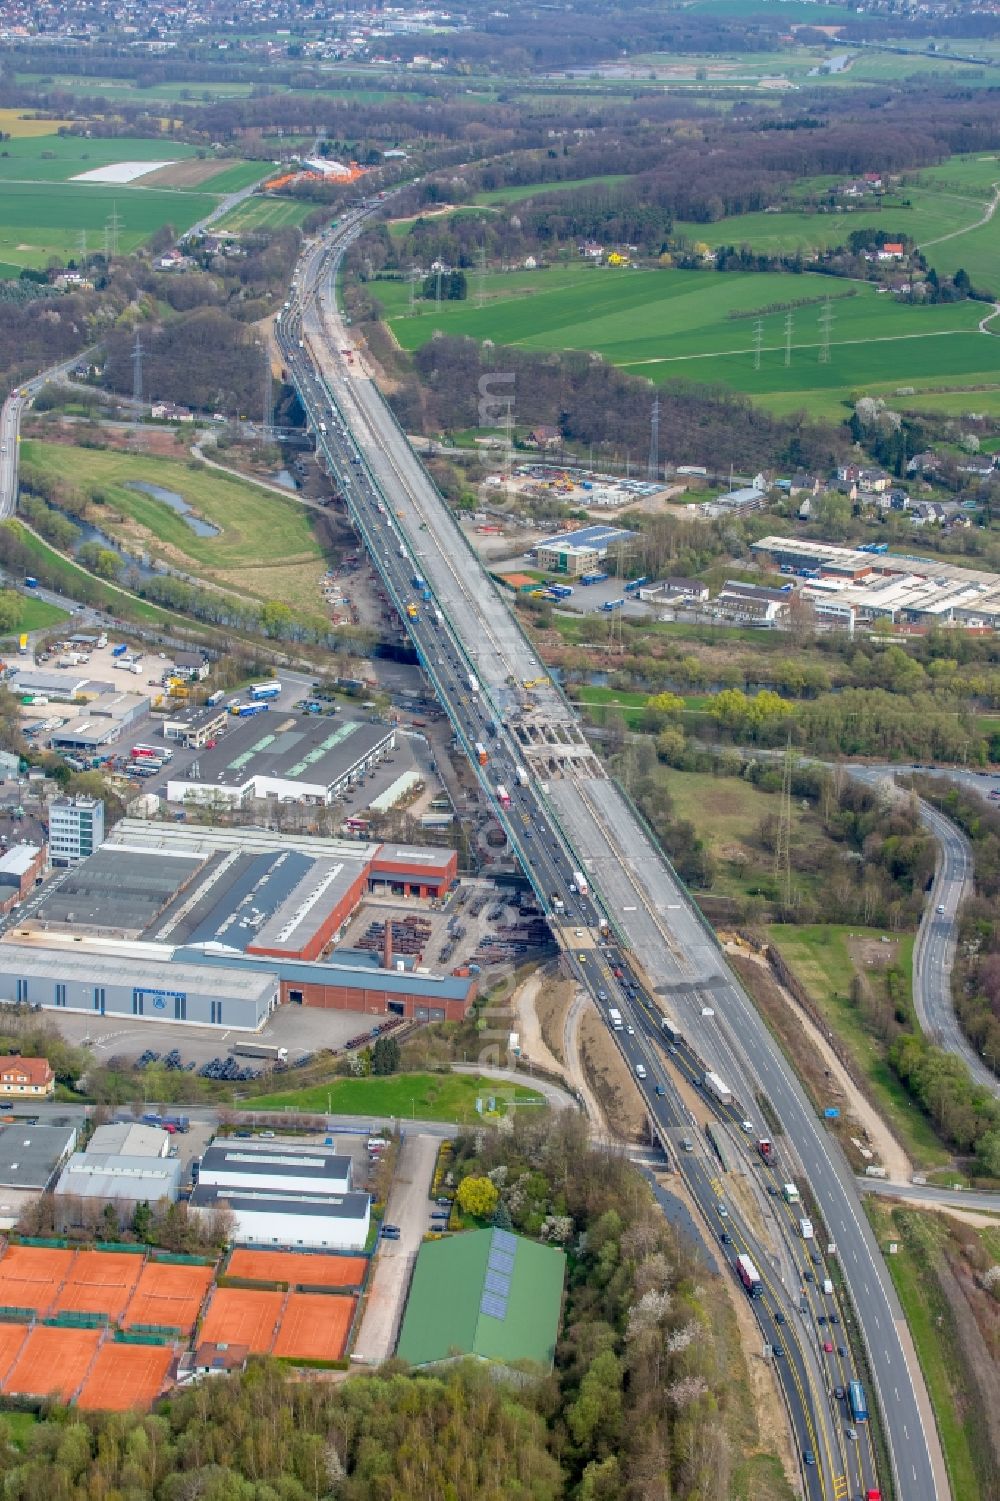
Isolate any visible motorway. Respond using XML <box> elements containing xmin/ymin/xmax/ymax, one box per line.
<box><xmin>0</xmin><ymin>349</ymin><xmax>98</xmax><ymax>519</ymax></box>
<box><xmin>268</xmin><ymin>203</ymin><xmax>944</xmax><ymax>1501</ymax></box>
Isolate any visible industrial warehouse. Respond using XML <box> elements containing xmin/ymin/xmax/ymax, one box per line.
<box><xmin>0</xmin><ymin>822</ymin><xmax>473</xmax><ymax>1027</ymax></box>
<box><xmin>166</xmin><ymin>713</ymin><xmax>396</xmax><ymax>807</ymax></box>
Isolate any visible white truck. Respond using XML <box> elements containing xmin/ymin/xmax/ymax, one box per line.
<box><xmin>608</xmin><ymin>1008</ymin><xmax>623</xmax><ymax>1031</ymax></box>
<box><xmin>467</xmin><ymin>673</ymin><xmax>479</xmax><ymax>695</ymax></box>
<box><xmin>703</xmin><ymin>1071</ymin><xmax>733</xmax><ymax>1106</ymax></box>
<box><xmin>782</xmin><ymin>1182</ymin><xmax>800</xmax><ymax>1204</ymax></box>
<box><xmin>799</xmin><ymin>1217</ymin><xmax>815</xmax><ymax>1241</ymax></box>
<box><xmin>515</xmin><ymin>765</ymin><xmax>529</xmax><ymax>786</ymax></box>
<box><xmin>571</xmin><ymin>869</ymin><xmax>589</xmax><ymax>896</ymax></box>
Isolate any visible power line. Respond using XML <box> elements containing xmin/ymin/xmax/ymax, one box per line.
<box><xmin>105</xmin><ymin>202</ymin><xmax>122</xmax><ymax>259</ymax></box>
<box><xmin>131</xmin><ymin>329</ymin><xmax>143</xmax><ymax>406</ymax></box>
<box><xmin>647</xmin><ymin>394</ymin><xmax>660</xmax><ymax>481</ymax></box>
<box><xmin>818</xmin><ymin>295</ymin><xmax>834</xmax><ymax>364</ymax></box>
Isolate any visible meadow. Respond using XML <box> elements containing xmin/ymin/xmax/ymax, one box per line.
<box><xmin>0</xmin><ymin>134</ymin><xmax>198</xmax><ymax>183</ymax></box>
<box><xmin>0</xmin><ymin>181</ymin><xmax>221</xmax><ymax>269</ymax></box>
<box><xmin>216</xmin><ymin>196</ymin><xmax>319</xmax><ymax>232</ymax></box>
<box><xmin>382</xmin><ymin>262</ymin><xmax>1000</xmax><ymax>418</ymax></box>
<box><xmin>20</xmin><ymin>442</ymin><xmax>328</xmax><ymax>614</ymax></box>
<box><xmin>250</xmin><ymin>1071</ymin><xmax>544</xmax><ymax>1122</ymax></box>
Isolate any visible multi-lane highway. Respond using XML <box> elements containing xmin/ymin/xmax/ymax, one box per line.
<box><xmin>0</xmin><ymin>350</ymin><xmax>98</xmax><ymax>518</ymax></box>
<box><xmin>275</xmin><ymin>202</ymin><xmax>944</xmax><ymax>1501</ymax></box>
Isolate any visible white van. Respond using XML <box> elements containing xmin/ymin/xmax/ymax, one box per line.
<box><xmin>635</xmin><ymin>1064</ymin><xmax>647</xmax><ymax>1080</ymax></box>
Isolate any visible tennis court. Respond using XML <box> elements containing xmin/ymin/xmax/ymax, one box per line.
<box><xmin>123</xmin><ymin>1261</ymin><xmax>214</xmax><ymax>1335</ymax></box>
<box><xmin>52</xmin><ymin>1251</ymin><xmax>143</xmax><ymax>1321</ymax></box>
<box><xmin>0</xmin><ymin>1245</ymin><xmax>74</xmax><ymax>1314</ymax></box>
<box><xmin>76</xmin><ymin>1341</ymin><xmax>175</xmax><ymax>1412</ymax></box>
<box><xmin>272</xmin><ymin>1293</ymin><xmax>355</xmax><ymax>1362</ymax></box>
<box><xmin>199</xmin><ymin>1288</ymin><xmax>284</xmax><ymax>1353</ymax></box>
<box><xmin>0</xmin><ymin>1322</ymin><xmax>30</xmax><ymax>1385</ymax></box>
<box><xmin>227</xmin><ymin>1250</ymin><xmax>367</xmax><ymax>1289</ymax></box>
<box><xmin>4</xmin><ymin>1326</ymin><xmax>102</xmax><ymax>1400</ymax></box>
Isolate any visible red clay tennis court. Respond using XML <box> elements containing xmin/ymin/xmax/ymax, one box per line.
<box><xmin>76</xmin><ymin>1342</ymin><xmax>175</xmax><ymax>1412</ymax></box>
<box><xmin>122</xmin><ymin>1261</ymin><xmax>214</xmax><ymax>1335</ymax></box>
<box><xmin>226</xmin><ymin>1250</ymin><xmax>367</xmax><ymax>1289</ymax></box>
<box><xmin>272</xmin><ymin>1293</ymin><xmax>355</xmax><ymax>1362</ymax></box>
<box><xmin>199</xmin><ymin>1288</ymin><xmax>284</xmax><ymax>1353</ymax></box>
<box><xmin>0</xmin><ymin>1322</ymin><xmax>30</xmax><ymax>1385</ymax></box>
<box><xmin>0</xmin><ymin>1245</ymin><xmax>74</xmax><ymax>1314</ymax></box>
<box><xmin>4</xmin><ymin>1326</ymin><xmax>102</xmax><ymax>1401</ymax></box>
<box><xmin>52</xmin><ymin>1252</ymin><xmax>143</xmax><ymax>1322</ymax></box>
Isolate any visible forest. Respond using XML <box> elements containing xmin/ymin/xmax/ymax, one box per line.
<box><xmin>0</xmin><ymin>1114</ymin><xmax>782</xmax><ymax>1501</ymax></box>
<box><xmin>393</xmin><ymin>335</ymin><xmax>845</xmax><ymax>475</ymax></box>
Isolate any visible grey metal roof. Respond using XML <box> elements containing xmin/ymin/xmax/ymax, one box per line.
<box><xmin>0</xmin><ymin>1123</ymin><xmax>76</xmax><ymax>1189</ymax></box>
<box><xmin>34</xmin><ymin>846</ymin><xmax>206</xmax><ymax>932</ymax></box>
<box><xmin>170</xmin><ymin>713</ymin><xmax>392</xmax><ymax>791</ymax></box>
<box><xmin>88</xmin><ymin>1123</ymin><xmax>168</xmax><ymax>1158</ymax></box>
<box><xmin>9</xmin><ymin>671</ymin><xmax>88</xmax><ymax>697</ymax></box>
<box><xmin>201</xmin><ymin>1144</ymin><xmax>351</xmax><ymax>1184</ymax></box>
<box><xmin>374</xmin><ymin>845</ymin><xmax>455</xmax><ymax>871</ymax></box>
<box><xmin>55</xmin><ymin>1151</ymin><xmax>181</xmax><ymax>1200</ymax></box>
<box><xmin>535</xmin><ymin>523</ymin><xmax>636</xmax><ymax>552</ymax></box>
<box><xmin>0</xmin><ymin>845</ymin><xmax>42</xmax><ymax>878</ymax></box>
<box><xmin>190</xmin><ymin>1183</ymin><xmax>370</xmax><ymax>1219</ymax></box>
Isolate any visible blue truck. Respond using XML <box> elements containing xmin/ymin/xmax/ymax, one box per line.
<box><xmin>580</xmin><ymin>571</ymin><xmax>609</xmax><ymax>585</ymax></box>
<box><xmin>231</xmin><ymin>702</ymin><xmax>270</xmax><ymax>718</ymax></box>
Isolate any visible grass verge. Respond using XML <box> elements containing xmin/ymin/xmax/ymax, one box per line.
<box><xmin>249</xmin><ymin>1071</ymin><xmax>544</xmax><ymax>1123</ymax></box>
<box><xmin>0</xmin><ymin>595</ymin><xmax>69</xmax><ymax>635</ymax></box>
<box><xmin>767</xmin><ymin>924</ymin><xmax>949</xmax><ymax>1167</ymax></box>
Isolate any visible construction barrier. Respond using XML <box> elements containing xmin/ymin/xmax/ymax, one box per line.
<box><xmin>95</xmin><ymin>1242</ymin><xmax>147</xmax><ymax>1255</ymax></box>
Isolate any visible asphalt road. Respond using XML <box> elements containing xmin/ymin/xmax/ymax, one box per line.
<box><xmin>856</xmin><ymin>766</ymin><xmax>997</xmax><ymax>1096</ymax></box>
<box><xmin>269</xmin><ymin>204</ymin><xmax>938</xmax><ymax>1501</ymax></box>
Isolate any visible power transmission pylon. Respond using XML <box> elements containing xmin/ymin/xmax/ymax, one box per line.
<box><xmin>477</xmin><ymin>243</ymin><xmax>487</xmax><ymax>309</ymax></box>
<box><xmin>260</xmin><ymin>344</ymin><xmax>273</xmax><ymax>444</ymax></box>
<box><xmin>131</xmin><ymin>330</ymin><xmax>143</xmax><ymax>406</ymax></box>
<box><xmin>818</xmin><ymin>295</ymin><xmax>834</xmax><ymax>364</ymax></box>
<box><xmin>77</xmin><ymin>229</ymin><xmax>88</xmax><ymax>262</ymax></box>
<box><xmin>647</xmin><ymin>394</ymin><xmax>660</xmax><ymax>481</ymax></box>
<box><xmin>408</xmin><ymin>266</ymin><xmax>417</xmax><ymax>312</ymax></box>
<box><xmin>784</xmin><ymin>310</ymin><xmax>794</xmax><ymax>368</ymax></box>
<box><xmin>773</xmin><ymin>737</ymin><xmax>794</xmax><ymax>908</ymax></box>
<box><xmin>105</xmin><ymin>202</ymin><xmax>122</xmax><ymax>259</ymax></box>
<box><xmin>753</xmin><ymin>317</ymin><xmax>764</xmax><ymax>371</ymax></box>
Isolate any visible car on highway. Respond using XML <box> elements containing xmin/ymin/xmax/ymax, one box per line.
<box><xmin>817</xmin><ymin>1314</ymin><xmax>826</xmax><ymax>1325</ymax></box>
<box><xmin>654</xmin><ymin>1083</ymin><xmax>665</xmax><ymax>1097</ymax></box>
<box><xmin>834</xmin><ymin>1385</ymin><xmax>845</xmax><ymax>1400</ymax></box>
<box><xmin>823</xmin><ymin>1340</ymin><xmax>834</xmax><ymax>1354</ymax></box>
<box><xmin>804</xmin><ymin>1270</ymin><xmax>814</xmax><ymax>1282</ymax></box>
<box><xmin>802</xmin><ymin>1450</ymin><xmax>816</xmax><ymax>1468</ymax></box>
<box><xmin>575</xmin><ymin>929</ymin><xmax>584</xmax><ymax>938</ymax></box>
<box><xmin>717</xmin><ymin>1202</ymin><xmax>728</xmax><ymax>1218</ymax></box>
<box><xmin>597</xmin><ymin>990</ymin><xmax>608</xmax><ymax>1001</ymax></box>
<box><xmin>772</xmin><ymin>1342</ymin><xmax>784</xmax><ymax>1357</ymax></box>
<box><xmin>936</xmin><ymin>903</ymin><xmax>945</xmax><ymax>914</ymax></box>
<box><xmin>719</xmin><ymin>1232</ymin><xmax>730</xmax><ymax>1244</ymax></box>
<box><xmin>845</xmin><ymin>1426</ymin><xmax>856</xmax><ymax>1442</ymax></box>
<box><xmin>626</xmin><ymin>1024</ymin><xmax>635</xmax><ymax>1035</ymax></box>
<box><xmin>578</xmin><ymin>953</ymin><xmax>587</xmax><ymax>963</ymax></box>
<box><xmin>774</xmin><ymin>1310</ymin><xmax>785</xmax><ymax>1324</ymax></box>
<box><xmin>635</xmin><ymin>1064</ymin><xmax>647</xmax><ymax>1080</ymax></box>
<box><xmin>837</xmin><ymin>1345</ymin><xmax>847</xmax><ymax>1357</ymax></box>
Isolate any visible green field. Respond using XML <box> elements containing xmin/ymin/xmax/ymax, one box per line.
<box><xmin>768</xmin><ymin>924</ymin><xmax>948</xmax><ymax>1166</ymax></box>
<box><xmin>20</xmin><ymin>442</ymin><xmax>327</xmax><ymax>613</ymax></box>
<box><xmin>250</xmin><ymin>1072</ymin><xmax>544</xmax><ymax>1123</ymax></box>
<box><xmin>474</xmin><ymin>174</ymin><xmax>631</xmax><ymax>206</ymax></box>
<box><xmin>15</xmin><ymin>72</ymin><xmax>266</xmax><ymax>103</ymax></box>
<box><xmin>0</xmin><ymin>180</ymin><xmax>221</xmax><ymax>269</ymax></box>
<box><xmin>216</xmin><ymin>195</ymin><xmax>319</xmax><ymax>232</ymax></box>
<box><xmin>0</xmin><ymin>134</ymin><xmax>198</xmax><ymax>183</ymax></box>
<box><xmin>0</xmin><ymin>594</ymin><xmax>69</xmax><ymax>637</ymax></box>
<box><xmin>383</xmin><ymin>262</ymin><xmax>1000</xmax><ymax>418</ymax></box>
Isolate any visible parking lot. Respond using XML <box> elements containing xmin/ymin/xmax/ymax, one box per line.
<box><xmin>50</xmin><ymin>1004</ymin><xmax>383</xmax><ymax>1070</ymax></box>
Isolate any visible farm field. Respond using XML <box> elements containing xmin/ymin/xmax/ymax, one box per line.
<box><xmin>216</xmin><ymin>195</ymin><xmax>319</xmax><ymax>232</ymax></box>
<box><xmin>18</xmin><ymin>442</ymin><xmax>328</xmax><ymax>614</ymax></box>
<box><xmin>382</xmin><ymin>263</ymin><xmax>1000</xmax><ymax>418</ymax></box>
<box><xmin>14</xmin><ymin>73</ymin><xmax>266</xmax><ymax>103</ymax></box>
<box><xmin>0</xmin><ymin>180</ymin><xmax>220</xmax><ymax>270</ymax></box>
<box><xmin>0</xmin><ymin>134</ymin><xmax>198</xmax><ymax>183</ymax></box>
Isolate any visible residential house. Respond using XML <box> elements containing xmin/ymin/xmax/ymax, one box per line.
<box><xmin>578</xmin><ymin>241</ymin><xmax>604</xmax><ymax>260</ymax></box>
<box><xmin>0</xmin><ymin>1058</ymin><xmax>55</xmax><ymax>1098</ymax></box>
<box><xmin>877</xmin><ymin>243</ymin><xmax>905</xmax><ymax>260</ymax></box>
<box><xmin>150</xmin><ymin>402</ymin><xmax>194</xmax><ymax>422</ymax></box>
<box><xmin>525</xmin><ymin>425</ymin><xmax>561</xmax><ymax>450</ymax></box>
<box><xmin>858</xmin><ymin>468</ymin><xmax>891</xmax><ymax>494</ymax></box>
<box><xmin>789</xmin><ymin>471</ymin><xmax>821</xmax><ymax>497</ymax></box>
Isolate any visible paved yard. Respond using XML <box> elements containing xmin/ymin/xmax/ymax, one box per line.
<box><xmin>352</xmin><ymin>1130</ymin><xmax>438</xmax><ymax>1365</ymax></box>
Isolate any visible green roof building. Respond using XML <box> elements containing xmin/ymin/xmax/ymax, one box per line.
<box><xmin>396</xmin><ymin>1228</ymin><xmax>565</xmax><ymax>1370</ymax></box>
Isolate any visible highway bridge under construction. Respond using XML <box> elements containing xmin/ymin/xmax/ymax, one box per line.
<box><xmin>273</xmin><ymin>198</ymin><xmax>937</xmax><ymax>1501</ymax></box>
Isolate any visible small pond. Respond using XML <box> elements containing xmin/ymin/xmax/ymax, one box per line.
<box><xmin>124</xmin><ymin>480</ymin><xmax>220</xmax><ymax>537</ymax></box>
